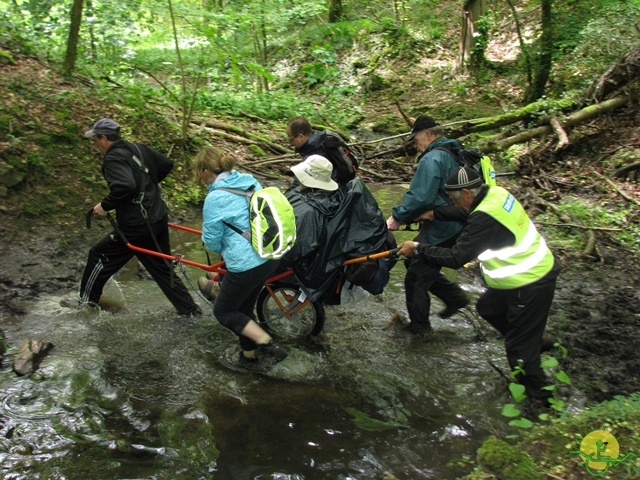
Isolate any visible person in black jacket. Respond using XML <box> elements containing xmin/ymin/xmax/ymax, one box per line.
<box><xmin>79</xmin><ymin>118</ymin><xmax>201</xmax><ymax>315</ymax></box>
<box><xmin>286</xmin><ymin>116</ymin><xmax>357</xmax><ymax>186</ymax></box>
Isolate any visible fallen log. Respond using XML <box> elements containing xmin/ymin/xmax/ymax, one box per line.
<box><xmin>483</xmin><ymin>94</ymin><xmax>630</xmax><ymax>153</ymax></box>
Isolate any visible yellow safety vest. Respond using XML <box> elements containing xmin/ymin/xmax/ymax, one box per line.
<box><xmin>473</xmin><ymin>186</ymin><xmax>554</xmax><ymax>289</ymax></box>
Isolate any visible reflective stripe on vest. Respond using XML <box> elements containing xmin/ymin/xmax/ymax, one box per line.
<box><xmin>474</xmin><ymin>186</ymin><xmax>554</xmax><ymax>289</ymax></box>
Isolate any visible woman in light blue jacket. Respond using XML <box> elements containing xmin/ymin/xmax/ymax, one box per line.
<box><xmin>193</xmin><ymin>146</ymin><xmax>285</xmax><ymax>366</ymax></box>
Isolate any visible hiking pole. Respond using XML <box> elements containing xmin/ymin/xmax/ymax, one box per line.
<box><xmin>342</xmin><ymin>248</ymin><xmax>400</xmax><ymax>265</ymax></box>
<box><xmin>86</xmin><ymin>207</ymin><xmax>129</xmax><ymax>246</ymax></box>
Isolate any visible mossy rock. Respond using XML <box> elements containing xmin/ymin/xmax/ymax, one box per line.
<box><xmin>360</xmin><ymin>73</ymin><xmax>390</xmax><ymax>93</ymax></box>
<box><xmin>248</xmin><ymin>144</ymin><xmax>268</xmax><ymax>157</ymax></box>
<box><xmin>476</xmin><ymin>437</ymin><xmax>543</xmax><ymax>480</ymax></box>
<box><xmin>371</xmin><ymin>115</ymin><xmax>406</xmax><ymax>135</ymax></box>
<box><xmin>0</xmin><ymin>49</ymin><xmax>15</xmax><ymax>66</ymax></box>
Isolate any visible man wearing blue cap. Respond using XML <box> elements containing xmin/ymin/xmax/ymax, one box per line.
<box><xmin>80</xmin><ymin>118</ymin><xmax>201</xmax><ymax>315</ymax></box>
<box><xmin>387</xmin><ymin>115</ymin><xmax>469</xmax><ymax>334</ymax></box>
<box><xmin>398</xmin><ymin>166</ymin><xmax>560</xmax><ymax>406</ymax></box>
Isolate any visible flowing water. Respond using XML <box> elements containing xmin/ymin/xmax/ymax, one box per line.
<box><xmin>0</xmin><ymin>185</ymin><xmax>515</xmax><ymax>479</ymax></box>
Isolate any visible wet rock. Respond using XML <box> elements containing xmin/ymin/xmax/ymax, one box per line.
<box><xmin>12</xmin><ymin>339</ymin><xmax>54</xmax><ymax>376</ymax></box>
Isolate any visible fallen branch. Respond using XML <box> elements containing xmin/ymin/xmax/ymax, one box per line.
<box><xmin>534</xmin><ymin>221</ymin><xmax>621</xmax><ymax>232</ymax></box>
<box><xmin>592</xmin><ymin>169</ymin><xmax>640</xmax><ymax>206</ymax></box>
<box><xmin>614</xmin><ymin>159</ymin><xmax>640</xmax><ymax>180</ymax></box>
<box><xmin>550</xmin><ymin>116</ymin><xmax>570</xmax><ymax>150</ymax></box>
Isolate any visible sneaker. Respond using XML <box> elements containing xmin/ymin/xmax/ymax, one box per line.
<box><xmin>256</xmin><ymin>339</ymin><xmax>288</xmax><ymax>362</ymax></box>
<box><xmin>197</xmin><ymin>277</ymin><xmax>221</xmax><ymax>301</ymax></box>
<box><xmin>222</xmin><ymin>350</ymin><xmax>258</xmax><ymax>373</ymax></box>
<box><xmin>438</xmin><ymin>296</ymin><xmax>470</xmax><ymax>319</ymax></box>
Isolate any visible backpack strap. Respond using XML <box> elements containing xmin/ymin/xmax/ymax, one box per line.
<box><xmin>433</xmin><ymin>146</ymin><xmax>463</xmax><ymax>167</ymax></box>
<box><xmin>216</xmin><ymin>185</ymin><xmax>256</xmax><ymax>241</ymax></box>
<box><xmin>130</xmin><ymin>143</ymin><xmax>149</xmax><ymax>174</ymax></box>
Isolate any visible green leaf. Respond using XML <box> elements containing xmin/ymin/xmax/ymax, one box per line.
<box><xmin>501</xmin><ymin>404</ymin><xmax>522</xmax><ymax>418</ymax></box>
<box><xmin>538</xmin><ymin>413</ymin><xmax>549</xmax><ymax>421</ymax></box>
<box><xmin>508</xmin><ymin>382</ymin><xmax>527</xmax><ymax>403</ymax></box>
<box><xmin>555</xmin><ymin>370</ymin><xmax>572</xmax><ymax>385</ymax></box>
<box><xmin>541</xmin><ymin>357</ymin><xmax>559</xmax><ymax>368</ymax></box>
<box><xmin>509</xmin><ymin>418</ymin><xmax>534</xmax><ymax>429</ymax></box>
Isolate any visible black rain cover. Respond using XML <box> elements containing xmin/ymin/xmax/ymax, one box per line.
<box><xmin>285</xmin><ymin>178</ymin><xmax>388</xmax><ymax>301</ymax></box>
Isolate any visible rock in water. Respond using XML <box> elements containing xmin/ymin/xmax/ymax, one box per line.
<box><xmin>12</xmin><ymin>339</ymin><xmax>54</xmax><ymax>376</ymax></box>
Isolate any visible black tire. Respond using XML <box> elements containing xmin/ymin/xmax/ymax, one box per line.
<box><xmin>256</xmin><ymin>285</ymin><xmax>325</xmax><ymax>338</ymax></box>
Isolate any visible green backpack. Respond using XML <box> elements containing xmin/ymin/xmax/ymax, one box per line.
<box><xmin>219</xmin><ymin>185</ymin><xmax>296</xmax><ymax>260</ymax></box>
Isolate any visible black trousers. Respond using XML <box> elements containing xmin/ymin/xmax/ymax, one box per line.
<box><xmin>404</xmin><ymin>235</ymin><xmax>468</xmax><ymax>328</ymax></box>
<box><xmin>476</xmin><ymin>260</ymin><xmax>560</xmax><ymax>402</ymax></box>
<box><xmin>79</xmin><ymin>220</ymin><xmax>199</xmax><ymax>315</ymax></box>
<box><xmin>213</xmin><ymin>259</ymin><xmax>280</xmax><ymax>352</ymax></box>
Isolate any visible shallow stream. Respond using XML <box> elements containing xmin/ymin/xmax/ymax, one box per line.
<box><xmin>1</xmin><ymin>185</ymin><xmax>521</xmax><ymax>479</ymax></box>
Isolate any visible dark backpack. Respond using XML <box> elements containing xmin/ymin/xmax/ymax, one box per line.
<box><xmin>435</xmin><ymin>146</ymin><xmax>497</xmax><ymax>186</ymax></box>
<box><xmin>320</xmin><ymin>130</ymin><xmax>359</xmax><ymax>184</ymax></box>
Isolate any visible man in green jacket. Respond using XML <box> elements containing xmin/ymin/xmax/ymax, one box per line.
<box><xmin>398</xmin><ymin>166</ymin><xmax>560</xmax><ymax>405</ymax></box>
<box><xmin>386</xmin><ymin>115</ymin><xmax>469</xmax><ymax>334</ymax></box>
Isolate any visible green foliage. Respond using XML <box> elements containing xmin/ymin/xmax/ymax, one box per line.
<box><xmin>552</xmin><ymin>0</ymin><xmax>640</xmax><ymax>92</ymax></box>
<box><xmin>476</xmin><ymin>437</ymin><xmax>543</xmax><ymax>479</ymax></box>
<box><xmin>539</xmin><ymin>197</ymin><xmax>640</xmax><ymax>256</ymax></box>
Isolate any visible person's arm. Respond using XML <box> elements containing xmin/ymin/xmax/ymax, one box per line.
<box><xmin>201</xmin><ymin>192</ymin><xmax>225</xmax><ymax>253</ymax></box>
<box><xmin>390</xmin><ymin>156</ymin><xmax>444</xmax><ymax>223</ymax></box>
<box><xmin>433</xmin><ymin>204</ymin><xmax>469</xmax><ymax>222</ymax></box>
<box><xmin>400</xmin><ymin>212</ymin><xmax>515</xmax><ymax>269</ymax></box>
<box><xmin>100</xmin><ymin>152</ymin><xmax>138</xmax><ymax>211</ymax></box>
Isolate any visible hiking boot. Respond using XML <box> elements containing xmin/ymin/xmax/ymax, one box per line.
<box><xmin>197</xmin><ymin>277</ymin><xmax>220</xmax><ymax>301</ymax></box>
<box><xmin>239</xmin><ymin>352</ymin><xmax>258</xmax><ymax>368</ymax></box>
<box><xmin>438</xmin><ymin>296</ymin><xmax>470</xmax><ymax>319</ymax></box>
<box><xmin>406</xmin><ymin>322</ymin><xmax>432</xmax><ymax>335</ymax></box>
<box><xmin>178</xmin><ymin>305</ymin><xmax>202</xmax><ymax>316</ymax></box>
<box><xmin>256</xmin><ymin>339</ymin><xmax>288</xmax><ymax>362</ymax></box>
<box><xmin>540</xmin><ymin>332</ymin><xmax>556</xmax><ymax>353</ymax></box>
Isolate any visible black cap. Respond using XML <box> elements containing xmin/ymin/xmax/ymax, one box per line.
<box><xmin>407</xmin><ymin>115</ymin><xmax>439</xmax><ymax>140</ymax></box>
<box><xmin>445</xmin><ymin>166</ymin><xmax>483</xmax><ymax>191</ymax></box>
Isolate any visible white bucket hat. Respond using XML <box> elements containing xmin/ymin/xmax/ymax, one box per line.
<box><xmin>290</xmin><ymin>155</ymin><xmax>338</xmax><ymax>191</ymax></box>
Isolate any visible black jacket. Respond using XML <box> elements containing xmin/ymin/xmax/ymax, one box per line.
<box><xmin>100</xmin><ymin>139</ymin><xmax>173</xmax><ymax>229</ymax></box>
<box><xmin>421</xmin><ymin>186</ymin><xmax>519</xmax><ymax>268</ymax></box>
<box><xmin>295</xmin><ymin>130</ymin><xmax>355</xmax><ymax>185</ymax></box>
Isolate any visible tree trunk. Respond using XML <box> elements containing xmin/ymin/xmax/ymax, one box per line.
<box><xmin>524</xmin><ymin>0</ymin><xmax>553</xmax><ymax>103</ymax></box>
<box><xmin>329</xmin><ymin>0</ymin><xmax>343</xmax><ymax>23</ymax></box>
<box><xmin>62</xmin><ymin>0</ymin><xmax>84</xmax><ymax>76</ymax></box>
<box><xmin>457</xmin><ymin>0</ymin><xmax>485</xmax><ymax>73</ymax></box>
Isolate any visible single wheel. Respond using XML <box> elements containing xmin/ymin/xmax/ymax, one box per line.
<box><xmin>256</xmin><ymin>285</ymin><xmax>325</xmax><ymax>338</ymax></box>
